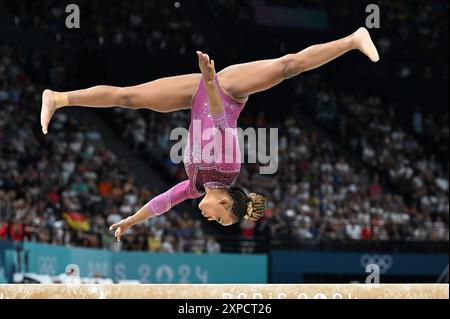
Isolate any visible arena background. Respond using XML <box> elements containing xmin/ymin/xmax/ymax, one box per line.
<box><xmin>0</xmin><ymin>0</ymin><xmax>448</xmax><ymax>285</ymax></box>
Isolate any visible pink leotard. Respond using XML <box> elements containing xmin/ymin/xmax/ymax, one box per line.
<box><xmin>143</xmin><ymin>76</ymin><xmax>247</xmax><ymax>215</ymax></box>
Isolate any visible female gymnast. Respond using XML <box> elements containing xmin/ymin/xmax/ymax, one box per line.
<box><xmin>40</xmin><ymin>27</ymin><xmax>379</xmax><ymax>240</ymax></box>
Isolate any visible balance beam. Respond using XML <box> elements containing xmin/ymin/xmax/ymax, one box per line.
<box><xmin>0</xmin><ymin>284</ymin><xmax>448</xmax><ymax>299</ymax></box>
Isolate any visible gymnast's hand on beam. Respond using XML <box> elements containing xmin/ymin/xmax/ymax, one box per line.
<box><xmin>109</xmin><ymin>217</ymin><xmax>133</xmax><ymax>242</ymax></box>
<box><xmin>197</xmin><ymin>51</ymin><xmax>216</xmax><ymax>83</ymax></box>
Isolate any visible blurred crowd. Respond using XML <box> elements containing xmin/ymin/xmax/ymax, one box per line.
<box><xmin>206</xmin><ymin>0</ymin><xmax>449</xmax><ymax>81</ymax></box>
<box><xmin>294</xmin><ymin>74</ymin><xmax>448</xmax><ymax>240</ymax></box>
<box><xmin>7</xmin><ymin>0</ymin><xmax>448</xmax><ymax>81</ymax></box>
<box><xmin>6</xmin><ymin>0</ymin><xmax>205</xmax><ymax>55</ymax></box>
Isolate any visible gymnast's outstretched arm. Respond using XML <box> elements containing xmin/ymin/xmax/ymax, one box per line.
<box><xmin>197</xmin><ymin>51</ymin><xmax>238</xmax><ymax>164</ymax></box>
<box><xmin>196</xmin><ymin>50</ymin><xmax>224</xmax><ymax>116</ymax></box>
<box><xmin>109</xmin><ymin>180</ymin><xmax>198</xmax><ymax>241</ymax></box>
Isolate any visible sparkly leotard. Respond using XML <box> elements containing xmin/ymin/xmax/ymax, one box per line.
<box><xmin>144</xmin><ymin>76</ymin><xmax>246</xmax><ymax>215</ymax></box>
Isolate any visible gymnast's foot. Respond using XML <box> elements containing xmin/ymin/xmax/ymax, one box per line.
<box><xmin>353</xmin><ymin>27</ymin><xmax>380</xmax><ymax>62</ymax></box>
<box><xmin>40</xmin><ymin>89</ymin><xmax>59</xmax><ymax>135</ymax></box>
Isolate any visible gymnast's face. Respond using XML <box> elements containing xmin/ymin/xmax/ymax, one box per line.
<box><xmin>198</xmin><ymin>190</ymin><xmax>234</xmax><ymax>226</ymax></box>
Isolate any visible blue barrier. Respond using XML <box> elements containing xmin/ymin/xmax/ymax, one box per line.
<box><xmin>3</xmin><ymin>241</ymin><xmax>267</xmax><ymax>283</ymax></box>
<box><xmin>0</xmin><ymin>240</ymin><xmax>14</xmax><ymax>283</ymax></box>
<box><xmin>2</xmin><ymin>240</ymin><xmax>447</xmax><ymax>284</ymax></box>
<box><xmin>271</xmin><ymin>250</ymin><xmax>449</xmax><ymax>282</ymax></box>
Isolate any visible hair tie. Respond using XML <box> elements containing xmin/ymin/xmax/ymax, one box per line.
<box><xmin>244</xmin><ymin>200</ymin><xmax>253</xmax><ymax>220</ymax></box>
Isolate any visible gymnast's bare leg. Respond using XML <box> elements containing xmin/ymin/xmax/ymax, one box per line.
<box><xmin>40</xmin><ymin>73</ymin><xmax>202</xmax><ymax>134</ymax></box>
<box><xmin>41</xmin><ymin>27</ymin><xmax>378</xmax><ymax>134</ymax></box>
<box><xmin>217</xmin><ymin>27</ymin><xmax>378</xmax><ymax>100</ymax></box>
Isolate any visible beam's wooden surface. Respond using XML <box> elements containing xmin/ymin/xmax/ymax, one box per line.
<box><xmin>0</xmin><ymin>284</ymin><xmax>448</xmax><ymax>299</ymax></box>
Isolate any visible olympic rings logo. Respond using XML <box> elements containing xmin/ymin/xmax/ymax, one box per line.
<box><xmin>37</xmin><ymin>256</ymin><xmax>58</xmax><ymax>275</ymax></box>
<box><xmin>360</xmin><ymin>254</ymin><xmax>393</xmax><ymax>274</ymax></box>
